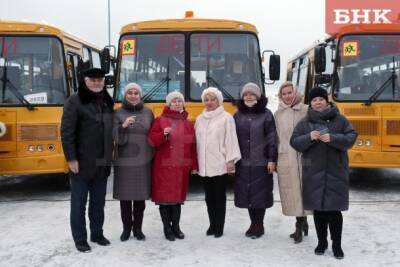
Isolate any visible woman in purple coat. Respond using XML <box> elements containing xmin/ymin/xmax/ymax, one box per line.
<box><xmin>234</xmin><ymin>83</ymin><xmax>278</xmax><ymax>239</ymax></box>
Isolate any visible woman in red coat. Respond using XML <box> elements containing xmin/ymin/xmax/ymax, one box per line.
<box><xmin>148</xmin><ymin>91</ymin><xmax>198</xmax><ymax>241</ymax></box>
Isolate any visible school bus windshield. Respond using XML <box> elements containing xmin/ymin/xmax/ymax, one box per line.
<box><xmin>0</xmin><ymin>36</ymin><xmax>67</xmax><ymax>105</ymax></box>
<box><xmin>117</xmin><ymin>32</ymin><xmax>263</xmax><ymax>101</ymax></box>
<box><xmin>334</xmin><ymin>34</ymin><xmax>400</xmax><ymax>102</ymax></box>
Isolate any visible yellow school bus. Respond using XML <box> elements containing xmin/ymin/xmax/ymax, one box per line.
<box><xmin>287</xmin><ymin>22</ymin><xmax>400</xmax><ymax>168</ymax></box>
<box><xmin>0</xmin><ymin>21</ymin><xmax>112</xmax><ymax>176</ymax></box>
<box><xmin>113</xmin><ymin>11</ymin><xmax>280</xmax><ymax>120</ymax></box>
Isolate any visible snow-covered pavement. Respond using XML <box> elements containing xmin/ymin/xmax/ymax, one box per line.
<box><xmin>1</xmin><ymin>170</ymin><xmax>400</xmax><ymax>267</ymax></box>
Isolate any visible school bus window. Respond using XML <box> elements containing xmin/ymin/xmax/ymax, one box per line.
<box><xmin>117</xmin><ymin>34</ymin><xmax>185</xmax><ymax>101</ymax></box>
<box><xmin>334</xmin><ymin>34</ymin><xmax>400</xmax><ymax>101</ymax></box>
<box><xmin>82</xmin><ymin>47</ymin><xmax>90</xmax><ymax>65</ymax></box>
<box><xmin>0</xmin><ymin>36</ymin><xmax>67</xmax><ymax>105</ymax></box>
<box><xmin>298</xmin><ymin>58</ymin><xmax>308</xmax><ymax>95</ymax></box>
<box><xmin>291</xmin><ymin>59</ymin><xmax>299</xmax><ymax>86</ymax></box>
<box><xmin>91</xmin><ymin>50</ymin><xmax>101</xmax><ymax>68</ymax></box>
<box><xmin>189</xmin><ymin>33</ymin><xmax>262</xmax><ymax>100</ymax></box>
<box><xmin>68</xmin><ymin>53</ymin><xmax>79</xmax><ymax>92</ymax></box>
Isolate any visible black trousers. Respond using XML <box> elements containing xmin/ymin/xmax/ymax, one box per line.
<box><xmin>314</xmin><ymin>210</ymin><xmax>343</xmax><ymax>246</ymax></box>
<box><xmin>203</xmin><ymin>174</ymin><xmax>228</xmax><ymax>234</ymax></box>
<box><xmin>70</xmin><ymin>173</ymin><xmax>108</xmax><ymax>243</ymax></box>
<box><xmin>120</xmin><ymin>200</ymin><xmax>145</xmax><ymax>231</ymax></box>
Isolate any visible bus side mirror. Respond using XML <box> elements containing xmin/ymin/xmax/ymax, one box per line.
<box><xmin>269</xmin><ymin>54</ymin><xmax>280</xmax><ymax>81</ymax></box>
<box><xmin>315</xmin><ymin>74</ymin><xmax>332</xmax><ymax>85</ymax></box>
<box><xmin>314</xmin><ymin>46</ymin><xmax>326</xmax><ymax>73</ymax></box>
<box><xmin>105</xmin><ymin>75</ymin><xmax>114</xmax><ymax>86</ymax></box>
<box><xmin>100</xmin><ymin>48</ymin><xmax>111</xmax><ymax>74</ymax></box>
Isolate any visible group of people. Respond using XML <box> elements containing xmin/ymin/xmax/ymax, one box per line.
<box><xmin>61</xmin><ymin>68</ymin><xmax>357</xmax><ymax>260</ymax></box>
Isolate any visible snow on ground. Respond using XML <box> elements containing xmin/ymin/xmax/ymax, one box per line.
<box><xmin>1</xmin><ymin>172</ymin><xmax>400</xmax><ymax>267</ymax></box>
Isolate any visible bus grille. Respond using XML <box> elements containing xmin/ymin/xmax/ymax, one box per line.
<box><xmin>17</xmin><ymin>124</ymin><xmax>59</xmax><ymax>141</ymax></box>
<box><xmin>349</xmin><ymin>120</ymin><xmax>378</xmax><ymax>136</ymax></box>
<box><xmin>386</xmin><ymin>120</ymin><xmax>400</xmax><ymax>135</ymax></box>
<box><xmin>344</xmin><ymin>108</ymin><xmax>375</xmax><ymax>116</ymax></box>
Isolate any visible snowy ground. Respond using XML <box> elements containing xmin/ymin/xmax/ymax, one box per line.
<box><xmin>1</xmin><ymin>169</ymin><xmax>400</xmax><ymax>267</ymax></box>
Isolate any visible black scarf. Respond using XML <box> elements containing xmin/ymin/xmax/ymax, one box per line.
<box><xmin>122</xmin><ymin>99</ymin><xmax>144</xmax><ymax>112</ymax></box>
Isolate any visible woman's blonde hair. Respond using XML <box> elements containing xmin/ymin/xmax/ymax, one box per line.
<box><xmin>278</xmin><ymin>81</ymin><xmax>295</xmax><ymax>98</ymax></box>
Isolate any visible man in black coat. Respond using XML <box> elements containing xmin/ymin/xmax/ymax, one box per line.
<box><xmin>61</xmin><ymin>68</ymin><xmax>114</xmax><ymax>252</ymax></box>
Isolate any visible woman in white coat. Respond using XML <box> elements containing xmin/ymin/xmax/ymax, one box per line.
<box><xmin>274</xmin><ymin>81</ymin><xmax>310</xmax><ymax>243</ymax></box>
<box><xmin>195</xmin><ymin>87</ymin><xmax>241</xmax><ymax>238</ymax></box>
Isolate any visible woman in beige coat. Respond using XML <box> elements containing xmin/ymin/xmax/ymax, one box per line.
<box><xmin>274</xmin><ymin>81</ymin><xmax>310</xmax><ymax>243</ymax></box>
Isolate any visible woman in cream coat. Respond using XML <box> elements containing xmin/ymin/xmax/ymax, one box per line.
<box><xmin>274</xmin><ymin>81</ymin><xmax>310</xmax><ymax>243</ymax></box>
<box><xmin>195</xmin><ymin>87</ymin><xmax>241</xmax><ymax>238</ymax></box>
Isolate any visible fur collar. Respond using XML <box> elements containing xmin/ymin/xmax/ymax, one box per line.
<box><xmin>236</xmin><ymin>95</ymin><xmax>268</xmax><ymax>114</ymax></box>
<box><xmin>77</xmin><ymin>82</ymin><xmax>113</xmax><ymax>108</ymax></box>
<box><xmin>161</xmin><ymin>106</ymin><xmax>188</xmax><ymax>120</ymax></box>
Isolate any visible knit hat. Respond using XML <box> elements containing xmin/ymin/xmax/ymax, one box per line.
<box><xmin>240</xmin><ymin>82</ymin><xmax>262</xmax><ymax>99</ymax></box>
<box><xmin>123</xmin><ymin>82</ymin><xmax>142</xmax><ymax>97</ymax></box>
<box><xmin>201</xmin><ymin>87</ymin><xmax>223</xmax><ymax>106</ymax></box>
<box><xmin>308</xmin><ymin>87</ymin><xmax>328</xmax><ymax>103</ymax></box>
<box><xmin>166</xmin><ymin>91</ymin><xmax>185</xmax><ymax>106</ymax></box>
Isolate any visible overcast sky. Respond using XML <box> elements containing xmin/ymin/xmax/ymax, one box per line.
<box><xmin>2</xmin><ymin>0</ymin><xmax>326</xmax><ymax>83</ymax></box>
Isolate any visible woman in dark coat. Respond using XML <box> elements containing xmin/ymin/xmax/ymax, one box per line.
<box><xmin>113</xmin><ymin>83</ymin><xmax>154</xmax><ymax>242</ymax></box>
<box><xmin>290</xmin><ymin>87</ymin><xmax>357</xmax><ymax>259</ymax></box>
<box><xmin>148</xmin><ymin>91</ymin><xmax>198</xmax><ymax>242</ymax></box>
<box><xmin>234</xmin><ymin>83</ymin><xmax>278</xmax><ymax>239</ymax></box>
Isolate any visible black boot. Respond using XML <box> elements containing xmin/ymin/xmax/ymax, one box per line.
<box><xmin>246</xmin><ymin>209</ymin><xmax>256</xmax><ymax>237</ymax></box>
<box><xmin>170</xmin><ymin>205</ymin><xmax>184</xmax><ymax>239</ymax></box>
<box><xmin>120</xmin><ymin>201</ymin><xmax>133</xmax><ymax>242</ymax></box>
<box><xmin>159</xmin><ymin>206</ymin><xmax>175</xmax><ymax>241</ymax></box>
<box><xmin>250</xmin><ymin>209</ymin><xmax>265</xmax><ymax>239</ymax></box>
<box><xmin>90</xmin><ymin>235</ymin><xmax>111</xmax><ymax>246</ymax></box>
<box><xmin>293</xmin><ymin>217</ymin><xmax>304</xmax><ymax>243</ymax></box>
<box><xmin>120</xmin><ymin>230</ymin><xmax>131</xmax><ymax>242</ymax></box>
<box><xmin>204</xmin><ymin>179</ymin><xmax>216</xmax><ymax>236</ymax></box>
<box><xmin>132</xmin><ymin>201</ymin><xmax>146</xmax><ymax>241</ymax></box>
<box><xmin>329</xmin><ymin>211</ymin><xmax>344</xmax><ymax>259</ymax></box>
<box><xmin>290</xmin><ymin>216</ymin><xmax>308</xmax><ymax>239</ymax></box>
<box><xmin>75</xmin><ymin>240</ymin><xmax>91</xmax><ymax>253</ymax></box>
<box><xmin>314</xmin><ymin>211</ymin><xmax>328</xmax><ymax>255</ymax></box>
<box><xmin>303</xmin><ymin>216</ymin><xmax>309</xmax><ymax>236</ymax></box>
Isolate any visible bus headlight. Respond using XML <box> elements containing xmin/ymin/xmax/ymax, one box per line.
<box><xmin>47</xmin><ymin>144</ymin><xmax>55</xmax><ymax>151</ymax></box>
<box><xmin>37</xmin><ymin>145</ymin><xmax>43</xmax><ymax>152</ymax></box>
<box><xmin>28</xmin><ymin>145</ymin><xmax>35</xmax><ymax>152</ymax></box>
<box><xmin>357</xmin><ymin>139</ymin><xmax>363</xmax><ymax>146</ymax></box>
<box><xmin>365</xmin><ymin>140</ymin><xmax>372</xmax><ymax>146</ymax></box>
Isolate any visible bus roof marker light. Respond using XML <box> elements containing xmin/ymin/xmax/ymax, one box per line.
<box><xmin>185</xmin><ymin>11</ymin><xmax>194</xmax><ymax>18</ymax></box>
<box><xmin>238</xmin><ymin>24</ymin><xmax>244</xmax><ymax>30</ymax></box>
<box><xmin>39</xmin><ymin>27</ymin><xmax>44</xmax><ymax>32</ymax></box>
